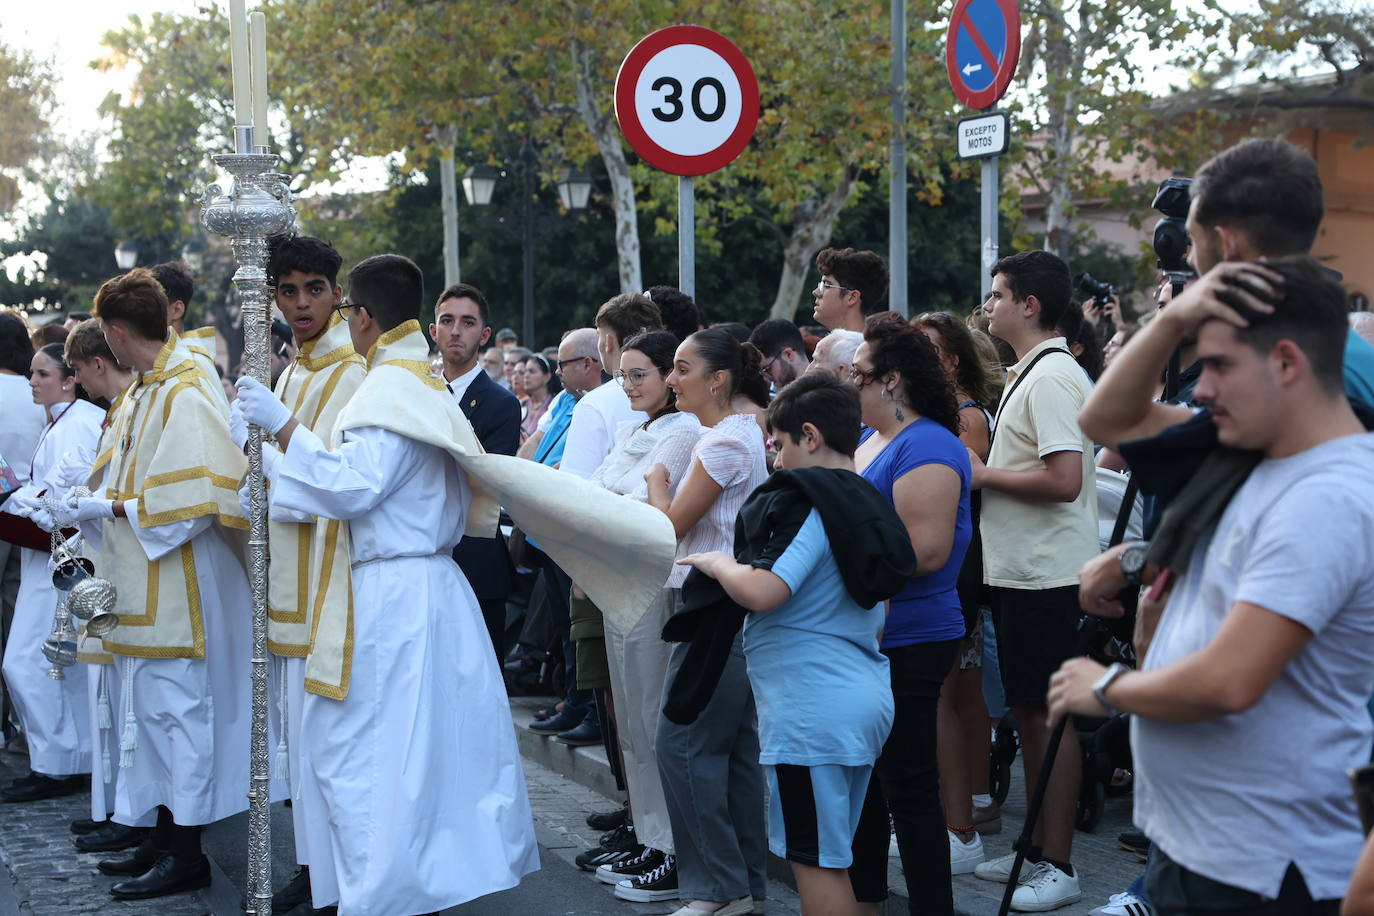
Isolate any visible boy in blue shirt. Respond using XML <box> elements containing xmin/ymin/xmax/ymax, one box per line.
<box><xmin>679</xmin><ymin>372</ymin><xmax>913</xmax><ymax>914</ymax></box>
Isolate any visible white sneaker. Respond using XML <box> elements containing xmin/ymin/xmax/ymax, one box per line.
<box><xmin>948</xmin><ymin>829</ymin><xmax>985</xmax><ymax>875</ymax></box>
<box><xmin>973</xmin><ymin>851</ymin><xmax>1035</xmax><ymax>884</ymax></box>
<box><xmin>1088</xmin><ymin>891</ymin><xmax>1154</xmax><ymax>916</ymax></box>
<box><xmin>1010</xmin><ymin>862</ymin><xmax>1082</xmax><ymax>912</ymax></box>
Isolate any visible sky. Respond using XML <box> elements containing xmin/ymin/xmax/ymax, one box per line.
<box><xmin>4</xmin><ymin>0</ymin><xmax>179</xmax><ymax>138</ymax></box>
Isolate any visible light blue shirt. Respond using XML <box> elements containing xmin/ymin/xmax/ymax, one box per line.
<box><xmin>1344</xmin><ymin>328</ymin><xmax>1374</xmax><ymax>409</ymax></box>
<box><xmin>742</xmin><ymin>510</ymin><xmax>893</xmax><ymax>766</ymax></box>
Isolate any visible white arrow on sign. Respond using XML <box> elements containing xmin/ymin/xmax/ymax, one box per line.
<box><xmin>962</xmin><ymin>62</ymin><xmax>983</xmax><ymax>76</ymax></box>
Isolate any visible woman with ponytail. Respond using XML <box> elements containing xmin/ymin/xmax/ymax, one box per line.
<box><xmin>0</xmin><ymin>341</ymin><xmax>104</xmax><ymax>801</ymax></box>
<box><xmin>640</xmin><ymin>327</ymin><xmax>770</xmax><ymax>915</ymax></box>
<box><xmin>585</xmin><ymin>331</ymin><xmax>701</xmax><ymax>894</ymax></box>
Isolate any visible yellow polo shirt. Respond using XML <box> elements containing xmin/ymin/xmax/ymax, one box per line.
<box><xmin>981</xmin><ymin>337</ymin><xmax>1099</xmax><ymax>589</ymax></box>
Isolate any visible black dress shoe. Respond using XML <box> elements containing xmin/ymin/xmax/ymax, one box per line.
<box><xmin>98</xmin><ymin>841</ymin><xmax>161</xmax><ymax>877</ymax></box>
<box><xmin>272</xmin><ymin>864</ymin><xmax>312</xmax><ymax>912</ymax></box>
<box><xmin>76</xmin><ymin>824</ymin><xmax>150</xmax><ymax>853</ymax></box>
<box><xmin>554</xmin><ymin>720</ymin><xmax>603</xmax><ymax>746</ymax></box>
<box><xmin>71</xmin><ymin>817</ymin><xmax>105</xmax><ymax>835</ymax></box>
<box><xmin>110</xmin><ymin>852</ymin><xmax>211</xmax><ymax>900</ymax></box>
<box><xmin>586</xmin><ymin>803</ymin><xmax>629</xmax><ymax>831</ymax></box>
<box><xmin>1</xmin><ymin>773</ymin><xmax>84</xmax><ymax>802</ymax></box>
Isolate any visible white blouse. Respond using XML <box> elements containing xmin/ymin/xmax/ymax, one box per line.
<box><xmin>677</xmin><ymin>412</ymin><xmax>768</xmax><ymax>562</ymax></box>
<box><xmin>589</xmin><ymin>410</ymin><xmax>701</xmax><ymax>588</ymax></box>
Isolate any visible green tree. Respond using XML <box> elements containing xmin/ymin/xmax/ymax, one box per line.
<box><xmin>1008</xmin><ymin>0</ymin><xmax>1227</xmax><ymax>260</ymax></box>
<box><xmin>0</xmin><ymin>40</ymin><xmax>54</xmax><ymax>214</ymax></box>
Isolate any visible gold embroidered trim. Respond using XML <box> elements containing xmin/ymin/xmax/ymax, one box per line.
<box><xmin>142</xmin><ymin>466</ymin><xmax>241</xmax><ymax>491</ymax></box>
<box><xmin>379</xmin><ymin>359</ymin><xmax>446</xmax><ymax>391</ymax></box>
<box><xmin>267</xmin><ymin>639</ymin><xmax>308</xmax><ymax>657</ymax></box>
<box><xmin>366</xmin><ymin>320</ymin><xmax>421</xmax><ymax>366</ymax></box>
<box><xmin>305</xmin><ymin>583</ymin><xmax>352</xmax><ymax>700</ymax></box>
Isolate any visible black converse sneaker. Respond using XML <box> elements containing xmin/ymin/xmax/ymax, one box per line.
<box><xmin>574</xmin><ymin>842</ymin><xmax>644</xmax><ymax>872</ymax></box>
<box><xmin>613</xmin><ymin>854</ymin><xmax>679</xmax><ymax>902</ymax></box>
<box><xmin>598</xmin><ymin>823</ymin><xmax>638</xmax><ymax>852</ymax></box>
<box><xmin>595</xmin><ymin>846</ymin><xmax>664</xmax><ymax>885</ymax></box>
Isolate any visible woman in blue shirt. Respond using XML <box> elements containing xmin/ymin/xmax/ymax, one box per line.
<box><xmin>847</xmin><ymin>317</ymin><xmax>972</xmax><ymax>915</ymax></box>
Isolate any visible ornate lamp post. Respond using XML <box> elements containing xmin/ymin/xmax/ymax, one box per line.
<box><xmin>199</xmin><ymin>133</ymin><xmax>295</xmax><ymax>916</ymax></box>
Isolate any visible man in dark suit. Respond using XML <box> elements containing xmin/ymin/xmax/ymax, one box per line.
<box><xmin>431</xmin><ymin>283</ymin><xmax>522</xmax><ymax>661</ymax></box>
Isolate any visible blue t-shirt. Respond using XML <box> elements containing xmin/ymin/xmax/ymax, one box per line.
<box><xmin>859</xmin><ymin>418</ymin><xmax>971</xmax><ymax>648</ymax></box>
<box><xmin>1344</xmin><ymin>329</ymin><xmax>1374</xmax><ymax>411</ymax></box>
<box><xmin>743</xmin><ymin>509</ymin><xmax>893</xmax><ymax>766</ymax></box>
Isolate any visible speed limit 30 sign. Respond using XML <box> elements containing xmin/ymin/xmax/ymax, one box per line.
<box><xmin>614</xmin><ymin>25</ymin><xmax>760</xmax><ymax>177</ymax></box>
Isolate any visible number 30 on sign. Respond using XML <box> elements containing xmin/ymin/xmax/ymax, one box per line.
<box><xmin>615</xmin><ymin>25</ymin><xmax>760</xmax><ymax>177</ymax></box>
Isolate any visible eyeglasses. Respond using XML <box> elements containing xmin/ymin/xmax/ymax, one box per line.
<box><xmin>613</xmin><ymin>368</ymin><xmax>660</xmax><ymax>387</ymax></box>
<box><xmin>848</xmin><ymin>364</ymin><xmax>878</xmax><ymax>386</ymax></box>
<box><xmin>817</xmin><ymin>281</ymin><xmax>853</xmax><ymax>294</ymax></box>
<box><xmin>556</xmin><ymin>356</ymin><xmax>592</xmax><ymax>370</ymax></box>
<box><xmin>760</xmin><ymin>354</ymin><xmax>780</xmax><ymax>374</ymax></box>
<box><xmin>332</xmin><ymin>299</ymin><xmax>366</xmax><ymax>317</ymax></box>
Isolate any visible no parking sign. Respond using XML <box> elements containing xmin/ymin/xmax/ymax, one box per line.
<box><xmin>945</xmin><ymin>0</ymin><xmax>1021</xmax><ymax>110</ymax></box>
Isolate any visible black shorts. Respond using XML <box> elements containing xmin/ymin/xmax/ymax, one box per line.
<box><xmin>990</xmin><ymin>585</ymin><xmax>1081</xmax><ymax>709</ymax></box>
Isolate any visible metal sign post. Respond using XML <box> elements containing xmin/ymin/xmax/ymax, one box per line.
<box><xmin>615</xmin><ymin>25</ymin><xmax>759</xmax><ymax>301</ymax></box>
<box><xmin>947</xmin><ymin>0</ymin><xmax>1020</xmax><ymax>302</ymax></box>
<box><xmin>679</xmin><ymin>176</ymin><xmax>696</xmax><ymax>298</ymax></box>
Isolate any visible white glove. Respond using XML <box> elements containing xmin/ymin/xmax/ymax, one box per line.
<box><xmin>51</xmin><ymin>447</ymin><xmax>95</xmax><ymax>489</ymax></box>
<box><xmin>55</xmin><ymin>494</ymin><xmax>115</xmax><ymax>528</ymax></box>
<box><xmin>229</xmin><ymin>397</ymin><xmax>250</xmax><ymax>450</ymax></box>
<box><xmin>30</xmin><ymin>507</ymin><xmax>57</xmax><ymax>532</ymax></box>
<box><xmin>5</xmin><ymin>494</ymin><xmax>41</xmax><ymax>519</ymax></box>
<box><xmin>233</xmin><ymin>376</ymin><xmax>292</xmax><ymax>435</ymax></box>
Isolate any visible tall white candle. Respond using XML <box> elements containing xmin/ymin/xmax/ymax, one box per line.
<box><xmin>250</xmin><ymin>11</ymin><xmax>269</xmax><ymax>147</ymax></box>
<box><xmin>229</xmin><ymin>0</ymin><xmax>251</xmax><ymax>127</ymax></box>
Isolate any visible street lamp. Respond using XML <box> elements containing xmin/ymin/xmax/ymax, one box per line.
<box><xmin>461</xmin><ymin>166</ymin><xmax>499</xmax><ymax>207</ymax></box>
<box><xmin>556</xmin><ymin>168</ymin><xmax>593</xmax><ymax>211</ymax></box>
<box><xmin>114</xmin><ymin>240</ymin><xmax>139</xmax><ymax>270</ymax></box>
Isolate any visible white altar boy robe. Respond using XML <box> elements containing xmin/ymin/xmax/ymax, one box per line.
<box><xmin>0</xmin><ymin>398</ymin><xmax>103</xmax><ymax>776</ymax></box>
<box><xmin>102</xmin><ymin>507</ymin><xmax>252</xmax><ymax>826</ymax></box>
<box><xmin>272</xmin><ymin>424</ymin><xmax>538</xmax><ymax>916</ymax></box>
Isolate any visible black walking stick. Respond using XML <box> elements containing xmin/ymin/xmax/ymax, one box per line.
<box><xmin>995</xmin><ymin>474</ymin><xmax>1140</xmax><ymax>916</ymax></box>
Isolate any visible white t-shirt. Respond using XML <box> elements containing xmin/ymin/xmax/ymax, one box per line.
<box><xmin>980</xmin><ymin>337</ymin><xmax>1098</xmax><ymax>589</ymax></box>
<box><xmin>559</xmin><ymin>380</ymin><xmax>645</xmax><ymax>479</ymax></box>
<box><xmin>1133</xmin><ymin>432</ymin><xmax>1374</xmax><ymax>901</ymax></box>
<box><xmin>0</xmin><ymin>374</ymin><xmax>47</xmax><ymax>484</ymax></box>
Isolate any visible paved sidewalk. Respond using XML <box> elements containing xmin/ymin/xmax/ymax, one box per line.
<box><xmin>0</xmin><ymin>701</ymin><xmax>1145</xmax><ymax>916</ymax></box>
<box><xmin>513</xmin><ymin>696</ymin><xmax>1145</xmax><ymax>916</ymax></box>
<box><xmin>0</xmin><ymin>751</ymin><xmax>211</xmax><ymax>916</ymax></box>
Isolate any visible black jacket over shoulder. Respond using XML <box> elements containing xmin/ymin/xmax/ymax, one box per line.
<box><xmin>450</xmin><ymin>368</ymin><xmax>523</xmax><ymax>599</ymax></box>
<box><xmin>661</xmin><ymin>466</ymin><xmax>916</xmax><ymax>725</ymax></box>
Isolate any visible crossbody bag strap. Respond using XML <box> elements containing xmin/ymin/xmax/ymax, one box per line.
<box><xmin>989</xmin><ymin>347</ymin><xmax>1073</xmax><ymax>448</ymax></box>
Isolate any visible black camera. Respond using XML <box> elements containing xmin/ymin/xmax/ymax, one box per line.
<box><xmin>1075</xmin><ymin>272</ymin><xmax>1116</xmax><ymax>307</ymax></box>
<box><xmin>1152</xmin><ymin>176</ymin><xmax>1194</xmax><ymax>279</ymax></box>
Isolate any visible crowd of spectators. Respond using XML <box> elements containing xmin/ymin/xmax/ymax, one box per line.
<box><xmin>6</xmin><ymin>135</ymin><xmax>1374</xmax><ymax>916</ymax></box>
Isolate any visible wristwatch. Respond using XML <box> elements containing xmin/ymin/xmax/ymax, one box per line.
<box><xmin>1092</xmin><ymin>662</ymin><xmax>1131</xmax><ymax>715</ymax></box>
<box><xmin>1119</xmin><ymin>540</ymin><xmax>1150</xmax><ymax>587</ymax></box>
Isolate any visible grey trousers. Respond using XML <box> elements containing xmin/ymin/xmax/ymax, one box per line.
<box><xmin>656</xmin><ymin>635</ymin><xmax>768</xmax><ymax>903</ymax></box>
